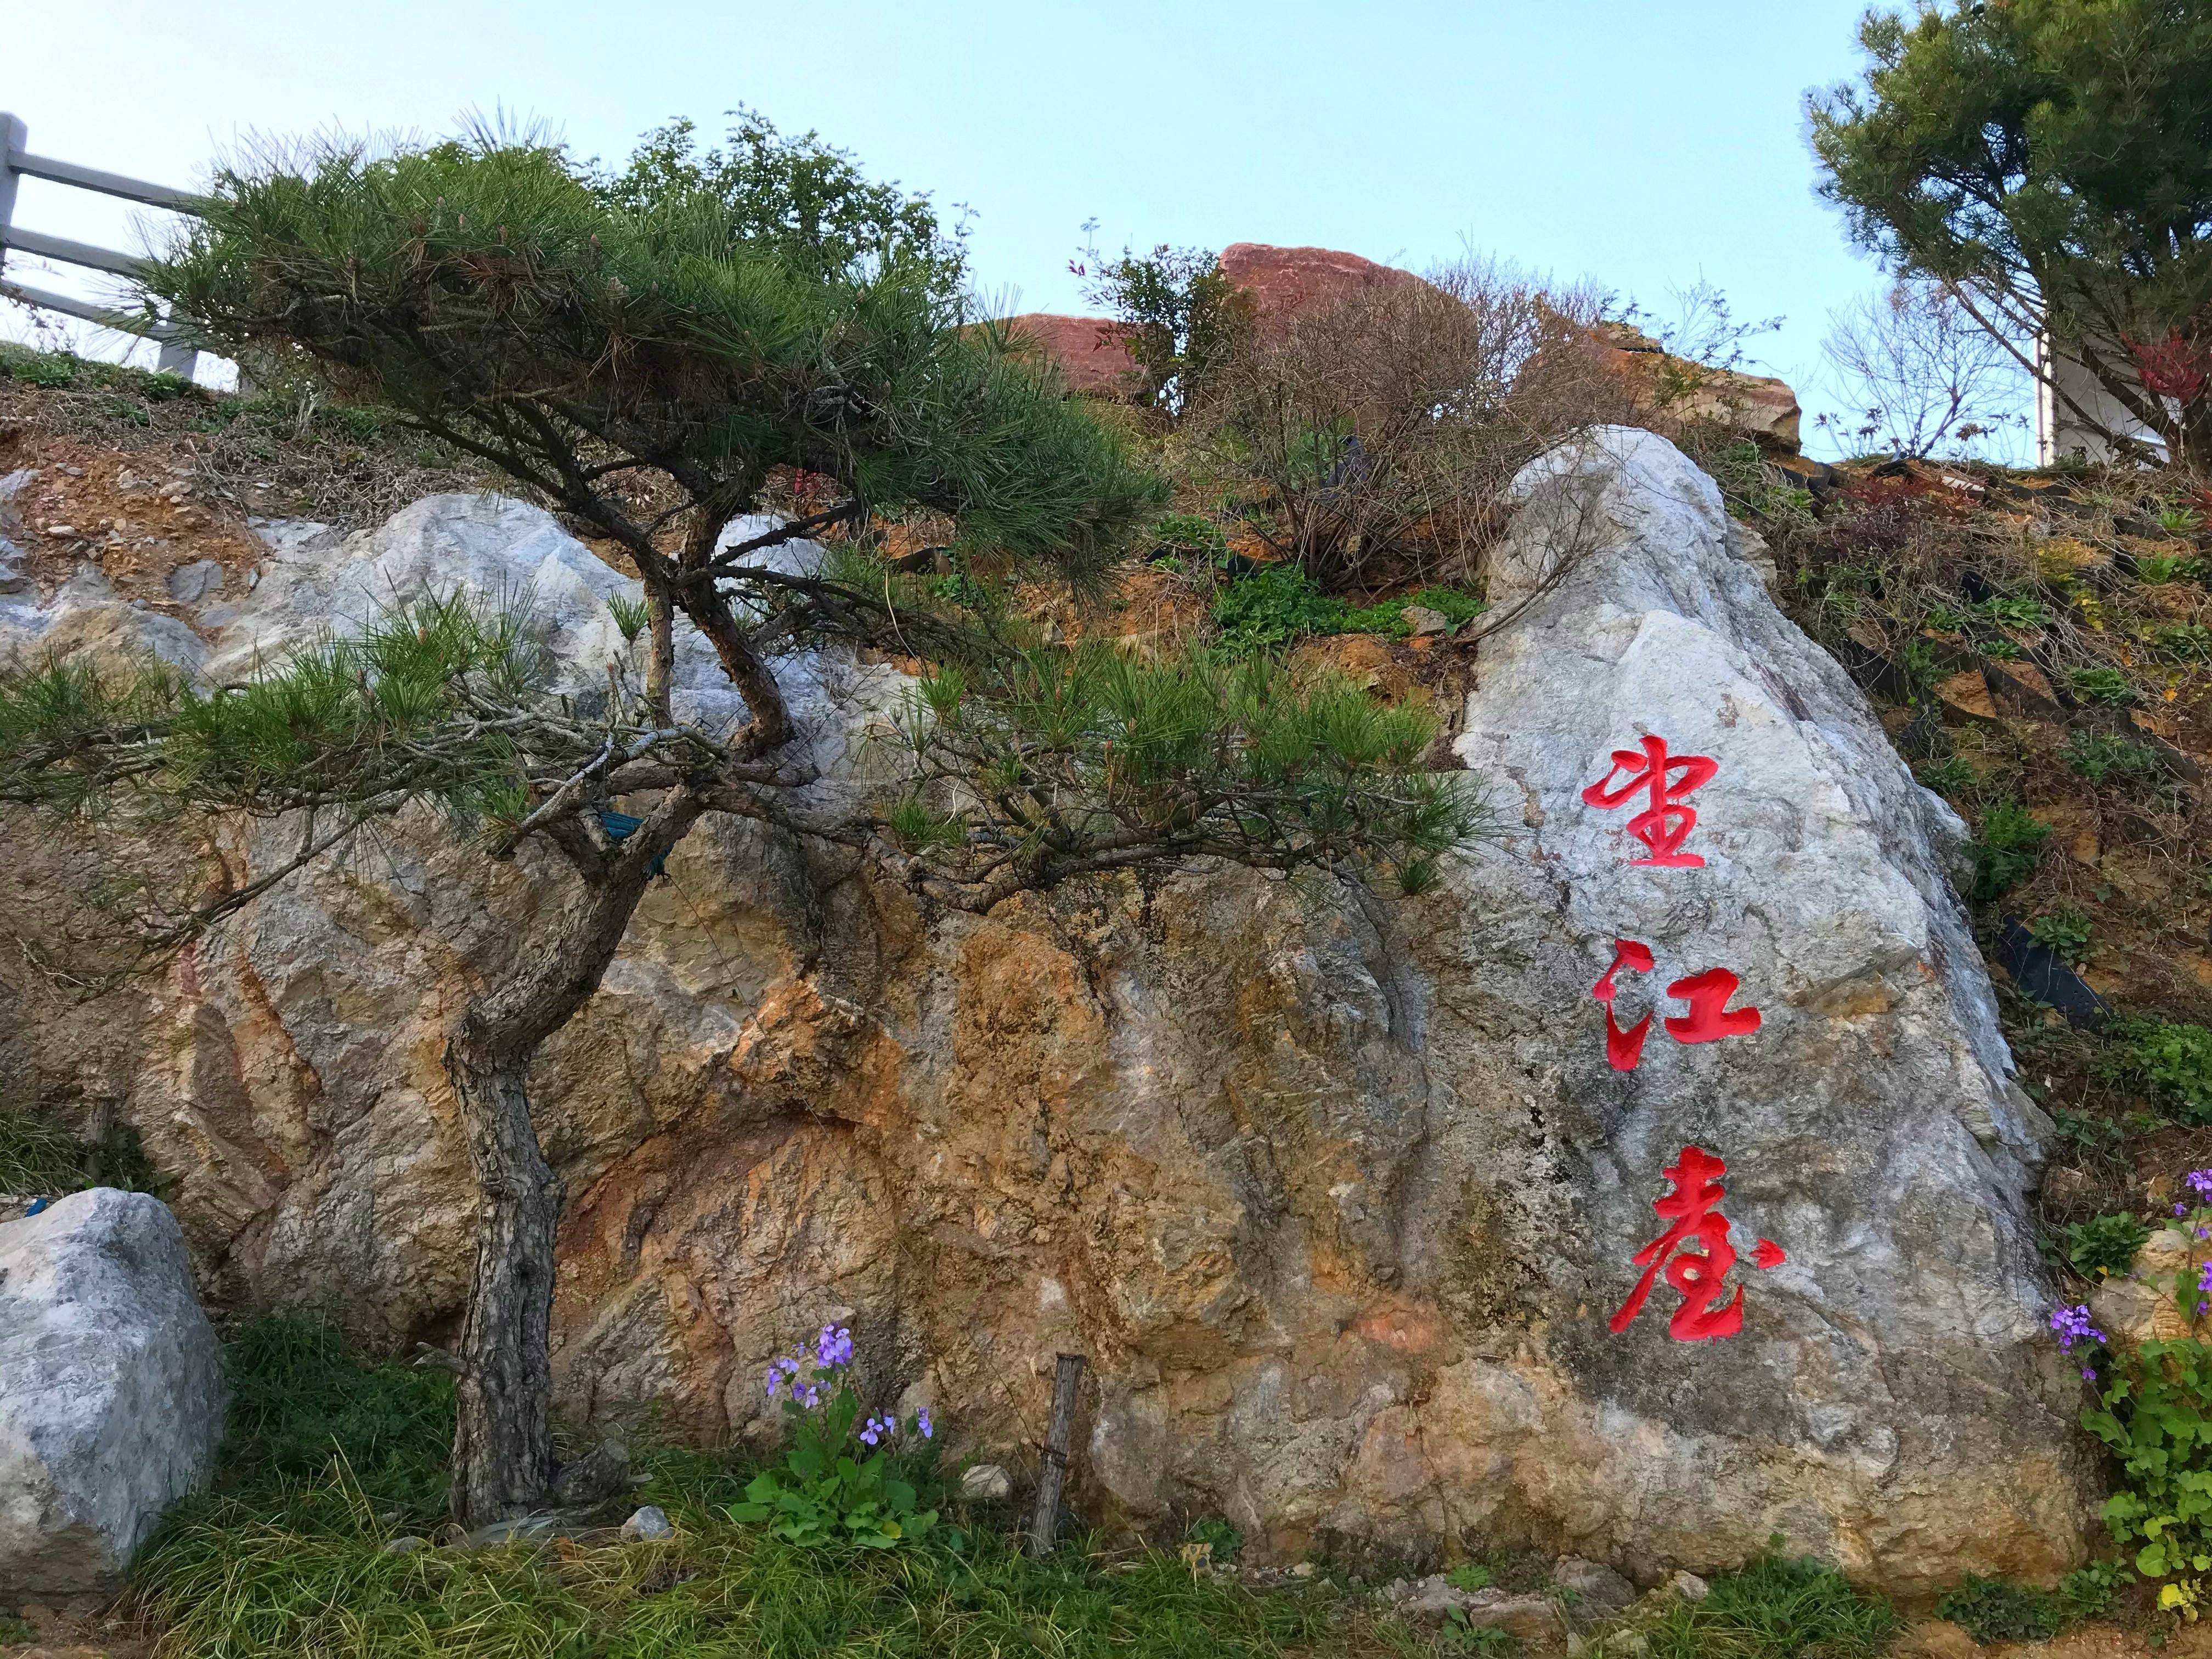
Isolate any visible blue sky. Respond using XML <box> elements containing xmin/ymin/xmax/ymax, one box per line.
<box><xmin>4</xmin><ymin>0</ymin><xmax>1935</xmax><ymax>457</ymax></box>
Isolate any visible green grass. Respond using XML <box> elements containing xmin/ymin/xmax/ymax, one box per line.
<box><xmin>127</xmin><ymin>1324</ymin><xmax>1908</xmax><ymax>1659</ymax></box>
<box><xmin>0</xmin><ymin>1108</ymin><xmax>94</xmax><ymax>1193</ymax></box>
<box><xmin>0</xmin><ymin>1103</ymin><xmax>164</xmax><ymax>1199</ymax></box>
<box><xmin>1637</xmin><ymin>1553</ymin><xmax>1897</xmax><ymax>1659</ymax></box>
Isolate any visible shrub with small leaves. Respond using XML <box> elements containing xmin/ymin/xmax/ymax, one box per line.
<box><xmin>2085</xmin><ymin>1339</ymin><xmax>2212</xmax><ymax>1594</ymax></box>
<box><xmin>2059</xmin><ymin>731</ymin><xmax>2165</xmax><ymax>788</ymax></box>
<box><xmin>2029</xmin><ymin>903</ymin><xmax>2095</xmax><ymax>966</ymax></box>
<box><xmin>2069</xmin><ymin>666</ymin><xmax>2138</xmax><ymax>706</ymax></box>
<box><xmin>2138</xmin><ymin>553</ymin><xmax>2200</xmax><ymax>585</ymax></box>
<box><xmin>2064</xmin><ymin>1212</ymin><xmax>2151</xmax><ymax>1279</ymax></box>
<box><xmin>1971</xmin><ymin>802</ymin><xmax>2051</xmax><ymax>900</ymax></box>
<box><xmin>2141</xmin><ymin>1024</ymin><xmax>2212</xmax><ymax>1124</ymax></box>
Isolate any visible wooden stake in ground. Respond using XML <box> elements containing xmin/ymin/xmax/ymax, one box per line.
<box><xmin>1028</xmin><ymin>1352</ymin><xmax>1086</xmax><ymax>1555</ymax></box>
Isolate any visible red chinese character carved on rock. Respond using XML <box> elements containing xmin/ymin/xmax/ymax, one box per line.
<box><xmin>1609</xmin><ymin>1144</ymin><xmax>1786</xmax><ymax>1342</ymax></box>
<box><xmin>1592</xmin><ymin>944</ymin><xmax>1761</xmax><ymax>1070</ymax></box>
<box><xmin>1661</xmin><ymin>967</ymin><xmax>1763</xmax><ymax>1045</ymax></box>
<box><xmin>1592</xmin><ymin>939</ymin><xmax>1656</xmax><ymax>1070</ymax></box>
<box><xmin>1582</xmin><ymin>735</ymin><xmax>1719</xmax><ymax>867</ymax></box>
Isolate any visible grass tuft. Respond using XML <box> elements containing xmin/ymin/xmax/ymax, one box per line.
<box><xmin>1638</xmin><ymin>1553</ymin><xmax>1898</xmax><ymax>1659</ymax></box>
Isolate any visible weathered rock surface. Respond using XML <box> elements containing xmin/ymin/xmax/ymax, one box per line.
<box><xmin>1594</xmin><ymin>321</ymin><xmax>1803</xmax><ymax>451</ymax></box>
<box><xmin>1218</xmin><ymin>241</ymin><xmax>1428</xmax><ymax>325</ymax></box>
<box><xmin>997</xmin><ymin>313</ymin><xmax>1141</xmax><ymax>398</ymax></box>
<box><xmin>0</xmin><ymin>431</ymin><xmax>2091</xmax><ymax>1590</ymax></box>
<box><xmin>0</xmin><ymin>1188</ymin><xmax>227</xmax><ymax>1604</ymax></box>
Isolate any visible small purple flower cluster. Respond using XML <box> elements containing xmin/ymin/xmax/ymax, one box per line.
<box><xmin>757</xmin><ymin>1322</ymin><xmax>935</xmax><ymax>1448</ymax></box>
<box><xmin>2051</xmin><ymin>1302</ymin><xmax>2110</xmax><ymax>1381</ymax></box>
<box><xmin>764</xmin><ymin>1324</ymin><xmax>853</xmax><ymax>1406</ymax></box>
<box><xmin>859</xmin><ymin>1408</ymin><xmax>934</xmax><ymax>1447</ymax></box>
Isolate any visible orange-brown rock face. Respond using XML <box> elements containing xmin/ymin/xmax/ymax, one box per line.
<box><xmin>997</xmin><ymin>313</ymin><xmax>1141</xmax><ymax>398</ymax></box>
<box><xmin>1592</xmin><ymin>322</ymin><xmax>1803</xmax><ymax>452</ymax></box>
<box><xmin>1217</xmin><ymin>242</ymin><xmax>1429</xmax><ymax>330</ymax></box>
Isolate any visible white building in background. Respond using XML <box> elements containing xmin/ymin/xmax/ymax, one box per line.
<box><xmin>2036</xmin><ymin>335</ymin><xmax>2166</xmax><ymax>465</ymax></box>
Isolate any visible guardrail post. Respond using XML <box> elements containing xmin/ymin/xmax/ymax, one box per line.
<box><xmin>0</xmin><ymin>112</ymin><xmax>25</xmax><ymax>289</ymax></box>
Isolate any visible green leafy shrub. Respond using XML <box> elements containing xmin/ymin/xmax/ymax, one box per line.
<box><xmin>730</xmin><ymin>1325</ymin><xmax>941</xmax><ymax>1549</ymax></box>
<box><xmin>2028</xmin><ymin>903</ymin><xmax>2095</xmax><ymax>966</ymax></box>
<box><xmin>1335</xmin><ymin>585</ymin><xmax>1489</xmax><ymax>637</ymax></box>
<box><xmin>10</xmin><ymin>353</ymin><xmax>78</xmax><ymax>388</ymax></box>
<box><xmin>2064</xmin><ymin>1212</ymin><xmax>2152</xmax><ymax>1279</ymax></box>
<box><xmin>1152</xmin><ymin>512</ymin><xmax>1228</xmax><ymax>561</ymax></box>
<box><xmin>1972</xmin><ymin>802</ymin><xmax>2051</xmax><ymax>900</ymax></box>
<box><xmin>1983</xmin><ymin>593</ymin><xmax>2051</xmax><ymax>629</ymax></box>
<box><xmin>1936</xmin><ymin>1565</ymin><xmax>2127</xmax><ymax>1644</ymax></box>
<box><xmin>1186</xmin><ymin>1516</ymin><xmax>1244</xmax><ymax>1564</ymax></box>
<box><xmin>1211</xmin><ymin>565</ymin><xmax>1345</xmax><ymax>654</ymax></box>
<box><xmin>2060</xmin><ymin>731</ymin><xmax>2164</xmax><ymax>788</ymax></box>
<box><xmin>2138</xmin><ymin>553</ymin><xmax>2200</xmax><ymax>585</ymax></box>
<box><xmin>2085</xmin><ymin>1340</ymin><xmax>2212</xmax><ymax>1604</ymax></box>
<box><xmin>2069</xmin><ymin>666</ymin><xmax>2138</xmax><ymax>706</ymax></box>
<box><xmin>2150</xmin><ymin>622</ymin><xmax>2212</xmax><ymax>663</ymax></box>
<box><xmin>1937</xmin><ymin>1576</ymin><xmax>2065</xmax><ymax>1644</ymax></box>
<box><xmin>2140</xmin><ymin>1024</ymin><xmax>2212</xmax><ymax>1123</ymax></box>
<box><xmin>1446</xmin><ymin>1562</ymin><xmax>1494</xmax><ymax>1593</ymax></box>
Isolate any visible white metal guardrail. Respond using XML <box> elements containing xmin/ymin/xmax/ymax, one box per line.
<box><xmin>0</xmin><ymin>111</ymin><xmax>204</xmax><ymax>377</ymax></box>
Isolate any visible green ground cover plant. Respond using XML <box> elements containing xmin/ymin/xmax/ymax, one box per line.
<box><xmin>121</xmin><ymin>1322</ymin><xmax>1909</xmax><ymax>1659</ymax></box>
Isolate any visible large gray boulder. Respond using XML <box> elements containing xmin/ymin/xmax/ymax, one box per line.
<box><xmin>0</xmin><ymin>1189</ymin><xmax>226</xmax><ymax>1604</ymax></box>
<box><xmin>0</xmin><ymin>438</ymin><xmax>2094</xmax><ymax>1592</ymax></box>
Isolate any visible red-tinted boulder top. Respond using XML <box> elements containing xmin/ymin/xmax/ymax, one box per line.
<box><xmin>997</xmin><ymin>313</ymin><xmax>1138</xmax><ymax>398</ymax></box>
<box><xmin>1217</xmin><ymin>242</ymin><xmax>1427</xmax><ymax>319</ymax></box>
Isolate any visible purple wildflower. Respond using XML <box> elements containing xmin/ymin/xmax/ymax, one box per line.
<box><xmin>817</xmin><ymin>1325</ymin><xmax>854</xmax><ymax>1369</ymax></box>
<box><xmin>766</xmin><ymin>1370</ymin><xmax>783</xmax><ymax>1401</ymax></box>
<box><xmin>2187</xmin><ymin>1169</ymin><xmax>2212</xmax><ymax>1201</ymax></box>
<box><xmin>2051</xmin><ymin>1304</ymin><xmax>2109</xmax><ymax>1353</ymax></box>
<box><xmin>859</xmin><ymin>1418</ymin><xmax>883</xmax><ymax>1447</ymax></box>
<box><xmin>2198</xmin><ymin>1261</ymin><xmax>2212</xmax><ymax>1296</ymax></box>
<box><xmin>2083</xmin><ymin>1365</ymin><xmax>2098</xmax><ymax>1381</ymax></box>
<box><xmin>2178</xmin><ymin>1204</ymin><xmax>2190</xmax><ymax>1217</ymax></box>
<box><xmin>917</xmin><ymin>1408</ymin><xmax>934</xmax><ymax>1440</ymax></box>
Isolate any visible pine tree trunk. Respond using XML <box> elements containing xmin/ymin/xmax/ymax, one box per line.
<box><xmin>443</xmin><ymin>791</ymin><xmax>704</xmax><ymax>1530</ymax></box>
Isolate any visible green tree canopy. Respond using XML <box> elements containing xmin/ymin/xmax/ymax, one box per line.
<box><xmin>1809</xmin><ymin>0</ymin><xmax>2212</xmax><ymax>464</ymax></box>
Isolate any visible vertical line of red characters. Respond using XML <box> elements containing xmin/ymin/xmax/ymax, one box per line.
<box><xmin>1581</xmin><ymin>733</ymin><xmax>1785</xmax><ymax>1341</ymax></box>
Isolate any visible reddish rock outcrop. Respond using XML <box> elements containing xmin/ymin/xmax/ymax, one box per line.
<box><xmin>998</xmin><ymin>313</ymin><xmax>1139</xmax><ymax>399</ymax></box>
<box><xmin>1592</xmin><ymin>322</ymin><xmax>1803</xmax><ymax>452</ymax></box>
<box><xmin>1217</xmin><ymin>242</ymin><xmax>1428</xmax><ymax>325</ymax></box>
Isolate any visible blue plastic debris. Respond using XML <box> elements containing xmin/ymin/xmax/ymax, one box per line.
<box><xmin>25</xmin><ymin>1197</ymin><xmax>47</xmax><ymax>1216</ymax></box>
<box><xmin>597</xmin><ymin>809</ymin><xmax>669</xmax><ymax>879</ymax></box>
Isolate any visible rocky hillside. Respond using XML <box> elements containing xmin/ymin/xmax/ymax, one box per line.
<box><xmin>0</xmin><ymin>327</ymin><xmax>2125</xmax><ymax>1589</ymax></box>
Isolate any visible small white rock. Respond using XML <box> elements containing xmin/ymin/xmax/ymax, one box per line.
<box><xmin>1402</xmin><ymin>603</ymin><xmax>1452</xmax><ymax>637</ymax></box>
<box><xmin>1667</xmin><ymin>1569</ymin><xmax>1711</xmax><ymax>1602</ymax></box>
<box><xmin>620</xmin><ymin>1504</ymin><xmax>673</xmax><ymax>1542</ymax></box>
<box><xmin>960</xmin><ymin>1463</ymin><xmax>1013</xmax><ymax>1502</ymax></box>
